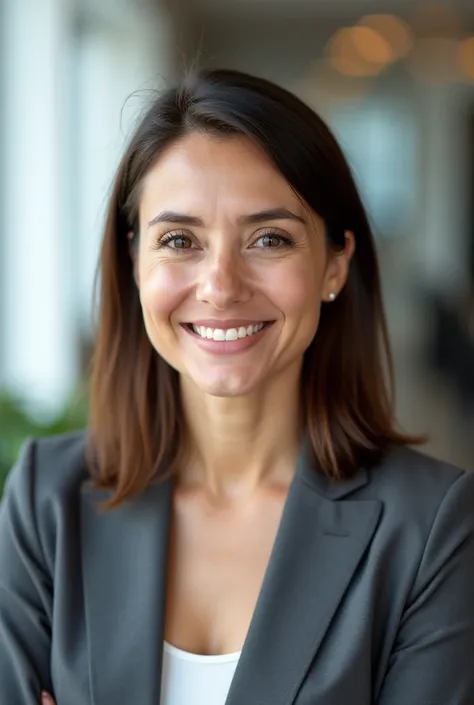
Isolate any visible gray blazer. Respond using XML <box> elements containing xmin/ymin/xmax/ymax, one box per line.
<box><xmin>1</xmin><ymin>432</ymin><xmax>474</xmax><ymax>704</ymax></box>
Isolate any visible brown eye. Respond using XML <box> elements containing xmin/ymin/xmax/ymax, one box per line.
<box><xmin>253</xmin><ymin>233</ymin><xmax>293</xmax><ymax>249</ymax></box>
<box><xmin>170</xmin><ymin>236</ymin><xmax>191</xmax><ymax>249</ymax></box>
<box><xmin>262</xmin><ymin>235</ymin><xmax>281</xmax><ymax>248</ymax></box>
<box><xmin>157</xmin><ymin>232</ymin><xmax>196</xmax><ymax>250</ymax></box>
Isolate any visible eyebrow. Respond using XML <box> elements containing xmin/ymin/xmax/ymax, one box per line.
<box><xmin>147</xmin><ymin>207</ymin><xmax>306</xmax><ymax>228</ymax></box>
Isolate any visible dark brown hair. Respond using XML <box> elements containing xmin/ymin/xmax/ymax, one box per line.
<box><xmin>89</xmin><ymin>68</ymin><xmax>420</xmax><ymax>508</ymax></box>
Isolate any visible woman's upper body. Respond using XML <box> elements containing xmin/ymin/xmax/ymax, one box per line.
<box><xmin>1</xmin><ymin>431</ymin><xmax>474</xmax><ymax>705</ymax></box>
<box><xmin>1</xmin><ymin>68</ymin><xmax>474</xmax><ymax>704</ymax></box>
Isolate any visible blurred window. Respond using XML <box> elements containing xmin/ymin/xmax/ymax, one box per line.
<box><xmin>332</xmin><ymin>100</ymin><xmax>418</xmax><ymax>237</ymax></box>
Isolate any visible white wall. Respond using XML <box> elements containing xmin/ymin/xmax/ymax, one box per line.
<box><xmin>1</xmin><ymin>0</ymin><xmax>175</xmax><ymax>417</ymax></box>
<box><xmin>2</xmin><ymin>0</ymin><xmax>77</xmax><ymax>417</ymax></box>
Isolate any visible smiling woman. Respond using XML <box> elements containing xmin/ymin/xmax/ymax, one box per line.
<box><xmin>1</xmin><ymin>69</ymin><xmax>474</xmax><ymax>705</ymax></box>
<box><xmin>93</xmin><ymin>70</ymin><xmax>406</xmax><ymax>503</ymax></box>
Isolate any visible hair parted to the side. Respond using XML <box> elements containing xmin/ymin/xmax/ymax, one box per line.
<box><xmin>88</xmin><ymin>68</ymin><xmax>422</xmax><ymax>509</ymax></box>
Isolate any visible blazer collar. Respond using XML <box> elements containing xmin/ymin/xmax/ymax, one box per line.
<box><xmin>80</xmin><ymin>439</ymin><xmax>380</xmax><ymax>705</ymax></box>
<box><xmin>295</xmin><ymin>435</ymin><xmax>371</xmax><ymax>499</ymax></box>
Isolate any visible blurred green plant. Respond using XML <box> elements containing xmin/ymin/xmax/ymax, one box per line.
<box><xmin>0</xmin><ymin>388</ymin><xmax>88</xmax><ymax>496</ymax></box>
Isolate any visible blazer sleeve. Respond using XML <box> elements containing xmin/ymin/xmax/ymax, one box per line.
<box><xmin>377</xmin><ymin>469</ymin><xmax>474</xmax><ymax>705</ymax></box>
<box><xmin>0</xmin><ymin>439</ymin><xmax>53</xmax><ymax>702</ymax></box>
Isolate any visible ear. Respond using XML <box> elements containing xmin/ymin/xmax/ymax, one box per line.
<box><xmin>127</xmin><ymin>231</ymin><xmax>140</xmax><ymax>287</ymax></box>
<box><xmin>322</xmin><ymin>230</ymin><xmax>355</xmax><ymax>302</ymax></box>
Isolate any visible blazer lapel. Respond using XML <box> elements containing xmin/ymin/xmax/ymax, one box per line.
<box><xmin>226</xmin><ymin>444</ymin><xmax>382</xmax><ymax>705</ymax></box>
<box><xmin>80</xmin><ymin>476</ymin><xmax>173</xmax><ymax>705</ymax></box>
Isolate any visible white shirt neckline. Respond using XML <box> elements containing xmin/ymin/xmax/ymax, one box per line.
<box><xmin>163</xmin><ymin>640</ymin><xmax>242</xmax><ymax>664</ymax></box>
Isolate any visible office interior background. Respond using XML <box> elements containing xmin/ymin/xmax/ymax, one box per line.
<box><xmin>1</xmin><ymin>0</ymin><xmax>474</xmax><ymax>487</ymax></box>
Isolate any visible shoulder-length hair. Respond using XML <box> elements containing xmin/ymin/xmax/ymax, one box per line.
<box><xmin>88</xmin><ymin>68</ymin><xmax>420</xmax><ymax>508</ymax></box>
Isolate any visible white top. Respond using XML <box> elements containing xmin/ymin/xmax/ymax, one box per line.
<box><xmin>160</xmin><ymin>641</ymin><xmax>241</xmax><ymax>705</ymax></box>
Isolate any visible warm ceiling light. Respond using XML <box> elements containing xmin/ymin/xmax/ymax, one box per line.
<box><xmin>358</xmin><ymin>14</ymin><xmax>414</xmax><ymax>59</ymax></box>
<box><xmin>351</xmin><ymin>26</ymin><xmax>395</xmax><ymax>65</ymax></box>
<box><xmin>327</xmin><ymin>27</ymin><xmax>386</xmax><ymax>77</ymax></box>
<box><xmin>458</xmin><ymin>37</ymin><xmax>474</xmax><ymax>81</ymax></box>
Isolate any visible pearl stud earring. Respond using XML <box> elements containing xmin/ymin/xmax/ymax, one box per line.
<box><xmin>328</xmin><ymin>292</ymin><xmax>336</xmax><ymax>302</ymax></box>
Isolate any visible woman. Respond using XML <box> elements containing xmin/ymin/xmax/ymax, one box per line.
<box><xmin>1</xmin><ymin>69</ymin><xmax>474</xmax><ymax>705</ymax></box>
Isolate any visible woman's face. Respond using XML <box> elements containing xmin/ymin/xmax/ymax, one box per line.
<box><xmin>135</xmin><ymin>132</ymin><xmax>353</xmax><ymax>398</ymax></box>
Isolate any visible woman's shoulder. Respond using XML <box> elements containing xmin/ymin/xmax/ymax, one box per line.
<box><xmin>368</xmin><ymin>443</ymin><xmax>474</xmax><ymax>530</ymax></box>
<box><xmin>373</xmin><ymin>443</ymin><xmax>471</xmax><ymax>492</ymax></box>
<box><xmin>2</xmin><ymin>431</ymin><xmax>89</xmax><ymax>512</ymax></box>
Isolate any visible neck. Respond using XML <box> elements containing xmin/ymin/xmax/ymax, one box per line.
<box><xmin>178</xmin><ymin>367</ymin><xmax>303</xmax><ymax>497</ymax></box>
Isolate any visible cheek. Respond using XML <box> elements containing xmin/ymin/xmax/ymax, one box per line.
<box><xmin>137</xmin><ymin>263</ymin><xmax>192</xmax><ymax>362</ymax></box>
<box><xmin>262</xmin><ymin>257</ymin><xmax>323</xmax><ymax>319</ymax></box>
<box><xmin>138</xmin><ymin>261</ymin><xmax>191</xmax><ymax>320</ymax></box>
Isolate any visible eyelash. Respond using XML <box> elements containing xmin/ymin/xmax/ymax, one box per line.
<box><xmin>153</xmin><ymin>229</ymin><xmax>295</xmax><ymax>252</ymax></box>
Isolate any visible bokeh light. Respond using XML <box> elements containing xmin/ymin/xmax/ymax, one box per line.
<box><xmin>458</xmin><ymin>37</ymin><xmax>474</xmax><ymax>82</ymax></box>
<box><xmin>358</xmin><ymin>14</ymin><xmax>414</xmax><ymax>60</ymax></box>
<box><xmin>327</xmin><ymin>27</ymin><xmax>389</xmax><ymax>77</ymax></box>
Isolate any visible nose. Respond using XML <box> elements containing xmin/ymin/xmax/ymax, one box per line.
<box><xmin>195</xmin><ymin>248</ymin><xmax>251</xmax><ymax>309</ymax></box>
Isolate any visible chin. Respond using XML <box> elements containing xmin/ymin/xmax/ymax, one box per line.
<box><xmin>189</xmin><ymin>369</ymin><xmax>260</xmax><ymax>398</ymax></box>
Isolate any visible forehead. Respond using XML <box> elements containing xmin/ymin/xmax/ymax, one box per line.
<box><xmin>139</xmin><ymin>132</ymin><xmax>306</xmax><ymax>217</ymax></box>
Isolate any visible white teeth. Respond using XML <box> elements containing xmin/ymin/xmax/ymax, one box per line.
<box><xmin>191</xmin><ymin>323</ymin><xmax>266</xmax><ymax>340</ymax></box>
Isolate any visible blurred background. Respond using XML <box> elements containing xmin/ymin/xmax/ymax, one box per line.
<box><xmin>1</xmin><ymin>0</ymin><xmax>474</xmax><ymax>490</ymax></box>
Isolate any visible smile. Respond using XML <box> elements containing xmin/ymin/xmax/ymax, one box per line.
<box><xmin>186</xmin><ymin>322</ymin><xmax>269</xmax><ymax>341</ymax></box>
<box><xmin>181</xmin><ymin>320</ymin><xmax>275</xmax><ymax>355</ymax></box>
